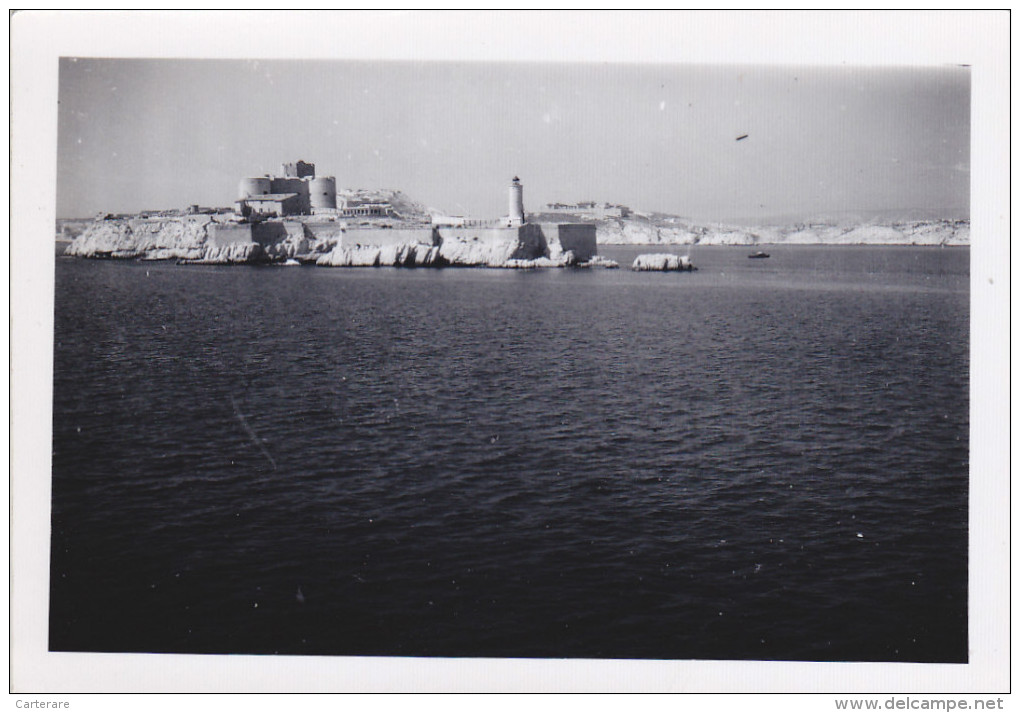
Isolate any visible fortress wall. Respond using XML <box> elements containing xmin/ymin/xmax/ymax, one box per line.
<box><xmin>208</xmin><ymin>223</ymin><xmax>255</xmax><ymax>248</ymax></box>
<box><xmin>436</xmin><ymin>226</ymin><xmax>516</xmax><ymax>242</ymax></box>
<box><xmin>280</xmin><ymin>221</ymin><xmax>308</xmax><ymax>241</ymax></box>
<box><xmin>551</xmin><ymin>223</ymin><xmax>598</xmax><ymax>260</ymax></box>
<box><xmin>270</xmin><ymin>177</ymin><xmax>309</xmax><ymax>195</ymax></box>
<box><xmin>342</xmin><ymin>227</ymin><xmax>437</xmax><ymax>248</ymax></box>
<box><xmin>259</xmin><ymin>221</ymin><xmax>309</xmax><ymax>259</ymax></box>
<box><xmin>302</xmin><ymin>221</ymin><xmax>346</xmax><ymax>243</ymax></box>
<box><xmin>436</xmin><ymin>226</ymin><xmax>544</xmax><ymax>257</ymax></box>
<box><xmin>436</xmin><ymin>226</ymin><xmax>545</xmax><ymax>265</ymax></box>
<box><xmin>211</xmin><ymin>221</ymin><xmax>308</xmax><ymax>247</ymax></box>
<box><xmin>269</xmin><ymin>177</ymin><xmax>311</xmax><ymax>213</ymax></box>
<box><xmin>251</xmin><ymin>221</ymin><xmax>289</xmax><ymax>244</ymax></box>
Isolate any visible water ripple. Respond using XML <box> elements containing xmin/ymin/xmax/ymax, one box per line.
<box><xmin>50</xmin><ymin>247</ymin><xmax>969</xmax><ymax>661</ymax></box>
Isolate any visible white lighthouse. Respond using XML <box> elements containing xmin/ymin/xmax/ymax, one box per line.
<box><xmin>508</xmin><ymin>176</ymin><xmax>525</xmax><ymax>226</ymax></box>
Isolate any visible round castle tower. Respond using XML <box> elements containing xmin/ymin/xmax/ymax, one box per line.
<box><xmin>310</xmin><ymin>176</ymin><xmax>338</xmax><ymax>210</ymax></box>
<box><xmin>238</xmin><ymin>177</ymin><xmax>271</xmax><ymax>200</ymax></box>
<box><xmin>508</xmin><ymin>176</ymin><xmax>525</xmax><ymax>226</ymax></box>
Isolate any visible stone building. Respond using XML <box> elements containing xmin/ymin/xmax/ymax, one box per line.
<box><xmin>235</xmin><ymin>161</ymin><xmax>336</xmax><ymax>217</ymax></box>
<box><xmin>235</xmin><ymin>193</ymin><xmax>304</xmax><ymax>219</ymax></box>
<box><xmin>544</xmin><ymin>201</ymin><xmax>631</xmax><ymax>219</ymax></box>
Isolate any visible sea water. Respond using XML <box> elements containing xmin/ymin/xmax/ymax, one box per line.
<box><xmin>49</xmin><ymin>245</ymin><xmax>969</xmax><ymax>661</ymax></box>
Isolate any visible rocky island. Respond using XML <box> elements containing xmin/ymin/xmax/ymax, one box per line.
<box><xmin>60</xmin><ymin>160</ymin><xmax>968</xmax><ymax>272</ymax></box>
<box><xmin>62</xmin><ymin>164</ymin><xmax>611</xmax><ymax>269</ymax></box>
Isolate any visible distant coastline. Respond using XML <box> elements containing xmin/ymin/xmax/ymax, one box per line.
<box><xmin>588</xmin><ymin>213</ymin><xmax>969</xmax><ymax>247</ymax></box>
<box><xmin>58</xmin><ymin>212</ymin><xmax>970</xmax><ymax>250</ymax></box>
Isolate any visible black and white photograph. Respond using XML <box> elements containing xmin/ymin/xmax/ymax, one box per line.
<box><xmin>10</xmin><ymin>10</ymin><xmax>1009</xmax><ymax>698</ymax></box>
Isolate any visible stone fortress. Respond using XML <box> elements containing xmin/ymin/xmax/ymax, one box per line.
<box><xmin>235</xmin><ymin>160</ymin><xmax>531</xmax><ymax>226</ymax></box>
<box><xmin>226</xmin><ymin>161</ymin><xmax>599</xmax><ymax>267</ymax></box>
<box><xmin>236</xmin><ymin>160</ymin><xmax>396</xmax><ymax>220</ymax></box>
<box><xmin>67</xmin><ymin>160</ymin><xmax>605</xmax><ymax>267</ymax></box>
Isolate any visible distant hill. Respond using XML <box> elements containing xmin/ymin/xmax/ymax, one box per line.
<box><xmin>728</xmin><ymin>207</ymin><xmax>968</xmax><ymax>228</ymax></box>
<box><xmin>533</xmin><ymin>209</ymin><xmax>969</xmax><ymax>246</ymax></box>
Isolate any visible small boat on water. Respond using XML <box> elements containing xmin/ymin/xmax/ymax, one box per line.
<box><xmin>748</xmin><ymin>251</ymin><xmax>770</xmax><ymax>259</ymax></box>
<box><xmin>282</xmin><ymin>258</ymin><xmax>301</xmax><ymax>266</ymax></box>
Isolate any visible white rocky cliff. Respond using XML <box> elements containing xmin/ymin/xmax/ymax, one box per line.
<box><xmin>592</xmin><ymin>214</ymin><xmax>969</xmax><ymax>246</ymax></box>
<box><xmin>65</xmin><ymin>216</ymin><xmax>598</xmax><ymax>268</ymax></box>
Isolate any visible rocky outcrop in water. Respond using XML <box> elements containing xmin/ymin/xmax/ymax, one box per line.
<box><xmin>65</xmin><ymin>215</ymin><xmax>347</xmax><ymax>264</ymax></box>
<box><xmin>504</xmin><ymin>253</ymin><xmax>577</xmax><ymax>269</ymax></box>
<box><xmin>65</xmin><ymin>215</ymin><xmax>266</xmax><ymax>263</ymax></box>
<box><xmin>317</xmin><ymin>243</ymin><xmax>442</xmax><ymax>267</ymax></box>
<box><xmin>180</xmin><ymin>242</ymin><xmax>267</xmax><ymax>264</ymax></box>
<box><xmin>261</xmin><ymin>222</ymin><xmax>312</xmax><ymax>260</ymax></box>
<box><xmin>65</xmin><ymin>216</ymin><xmax>588</xmax><ymax>268</ymax></box>
<box><xmin>316</xmin><ymin>242</ymin><xmax>589</xmax><ymax>269</ymax></box>
<box><xmin>66</xmin><ymin>216</ymin><xmax>215</xmax><ymax>260</ymax></box>
<box><xmin>435</xmin><ymin>233</ymin><xmax>534</xmax><ymax>267</ymax></box>
<box><xmin>582</xmin><ymin>255</ymin><xmax>620</xmax><ymax>269</ymax></box>
<box><xmin>631</xmin><ymin>253</ymin><xmax>694</xmax><ymax>271</ymax></box>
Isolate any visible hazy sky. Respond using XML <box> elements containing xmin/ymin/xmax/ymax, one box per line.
<box><xmin>57</xmin><ymin>58</ymin><xmax>969</xmax><ymax>223</ymax></box>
